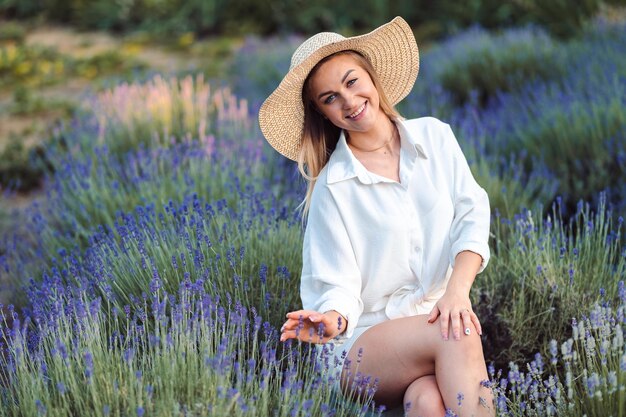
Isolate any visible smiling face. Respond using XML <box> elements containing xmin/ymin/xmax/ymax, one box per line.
<box><xmin>307</xmin><ymin>53</ymin><xmax>383</xmax><ymax>135</ymax></box>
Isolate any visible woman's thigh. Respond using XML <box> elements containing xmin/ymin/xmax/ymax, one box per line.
<box><xmin>340</xmin><ymin>314</ymin><xmax>486</xmax><ymax>408</ymax></box>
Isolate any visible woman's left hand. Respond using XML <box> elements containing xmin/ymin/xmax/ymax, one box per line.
<box><xmin>427</xmin><ymin>286</ymin><xmax>482</xmax><ymax>341</ymax></box>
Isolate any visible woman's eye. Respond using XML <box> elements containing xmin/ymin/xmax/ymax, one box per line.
<box><xmin>324</xmin><ymin>94</ymin><xmax>336</xmax><ymax>104</ymax></box>
<box><xmin>347</xmin><ymin>78</ymin><xmax>357</xmax><ymax>86</ymax></box>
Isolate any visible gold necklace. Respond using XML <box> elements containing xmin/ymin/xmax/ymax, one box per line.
<box><xmin>348</xmin><ymin>127</ymin><xmax>397</xmax><ymax>153</ymax></box>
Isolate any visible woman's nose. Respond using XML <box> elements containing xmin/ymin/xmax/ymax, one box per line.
<box><xmin>342</xmin><ymin>92</ymin><xmax>357</xmax><ymax>109</ymax></box>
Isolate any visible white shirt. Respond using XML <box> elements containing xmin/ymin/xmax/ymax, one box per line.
<box><xmin>301</xmin><ymin>117</ymin><xmax>491</xmax><ymax>338</ymax></box>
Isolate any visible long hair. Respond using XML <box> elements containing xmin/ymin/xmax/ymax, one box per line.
<box><xmin>297</xmin><ymin>50</ymin><xmax>401</xmax><ymax>218</ymax></box>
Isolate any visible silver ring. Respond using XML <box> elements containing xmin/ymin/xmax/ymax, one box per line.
<box><xmin>464</xmin><ymin>327</ymin><xmax>471</xmax><ymax>335</ymax></box>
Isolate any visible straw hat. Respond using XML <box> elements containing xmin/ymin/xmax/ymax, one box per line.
<box><xmin>258</xmin><ymin>16</ymin><xmax>419</xmax><ymax>161</ymax></box>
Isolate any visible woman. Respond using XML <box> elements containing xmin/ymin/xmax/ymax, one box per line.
<box><xmin>259</xmin><ymin>17</ymin><xmax>494</xmax><ymax>417</ymax></box>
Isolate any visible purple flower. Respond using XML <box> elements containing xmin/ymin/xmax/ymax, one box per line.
<box><xmin>259</xmin><ymin>264</ymin><xmax>267</xmax><ymax>284</ymax></box>
<box><xmin>54</xmin><ymin>339</ymin><xmax>68</xmax><ymax>361</ymax></box>
<box><xmin>123</xmin><ymin>348</ymin><xmax>134</xmax><ymax>363</ymax></box>
<box><xmin>35</xmin><ymin>399</ymin><xmax>46</xmax><ymax>415</ymax></box>
<box><xmin>302</xmin><ymin>399</ymin><xmax>313</xmax><ymax>411</ymax></box>
<box><xmin>84</xmin><ymin>351</ymin><xmax>94</xmax><ymax>380</ymax></box>
<box><xmin>549</xmin><ymin>339</ymin><xmax>558</xmax><ymax>365</ymax></box>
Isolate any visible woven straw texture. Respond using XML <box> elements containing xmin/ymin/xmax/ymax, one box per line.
<box><xmin>258</xmin><ymin>16</ymin><xmax>419</xmax><ymax>161</ymax></box>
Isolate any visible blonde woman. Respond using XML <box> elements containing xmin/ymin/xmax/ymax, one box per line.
<box><xmin>259</xmin><ymin>17</ymin><xmax>494</xmax><ymax>417</ymax></box>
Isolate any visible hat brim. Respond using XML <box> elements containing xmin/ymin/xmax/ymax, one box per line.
<box><xmin>258</xmin><ymin>16</ymin><xmax>419</xmax><ymax>161</ymax></box>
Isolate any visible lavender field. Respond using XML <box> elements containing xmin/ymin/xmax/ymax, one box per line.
<box><xmin>1</xmin><ymin>18</ymin><xmax>625</xmax><ymax>417</ymax></box>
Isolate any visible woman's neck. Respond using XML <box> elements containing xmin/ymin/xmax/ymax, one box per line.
<box><xmin>346</xmin><ymin>115</ymin><xmax>396</xmax><ymax>154</ymax></box>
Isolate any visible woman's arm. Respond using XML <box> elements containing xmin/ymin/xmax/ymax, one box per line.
<box><xmin>428</xmin><ymin>122</ymin><xmax>491</xmax><ymax>340</ymax></box>
<box><xmin>290</xmin><ymin>179</ymin><xmax>363</xmax><ymax>342</ymax></box>
<box><xmin>427</xmin><ymin>250</ymin><xmax>483</xmax><ymax>340</ymax></box>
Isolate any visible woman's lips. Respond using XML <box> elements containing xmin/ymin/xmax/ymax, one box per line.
<box><xmin>346</xmin><ymin>101</ymin><xmax>367</xmax><ymax>120</ymax></box>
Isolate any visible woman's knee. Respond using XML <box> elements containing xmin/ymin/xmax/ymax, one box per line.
<box><xmin>404</xmin><ymin>375</ymin><xmax>445</xmax><ymax>417</ymax></box>
<box><xmin>434</xmin><ymin>324</ymin><xmax>485</xmax><ymax>361</ymax></box>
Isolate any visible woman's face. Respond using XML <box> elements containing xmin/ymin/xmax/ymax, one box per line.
<box><xmin>308</xmin><ymin>54</ymin><xmax>381</xmax><ymax>134</ymax></box>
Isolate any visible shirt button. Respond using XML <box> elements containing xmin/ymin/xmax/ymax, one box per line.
<box><xmin>414</xmin><ymin>246</ymin><xmax>421</xmax><ymax>252</ymax></box>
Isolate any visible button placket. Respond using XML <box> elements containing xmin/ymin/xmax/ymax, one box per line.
<box><xmin>403</xmin><ymin>190</ymin><xmax>423</xmax><ymax>280</ymax></box>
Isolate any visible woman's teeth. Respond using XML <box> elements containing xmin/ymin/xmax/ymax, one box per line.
<box><xmin>347</xmin><ymin>102</ymin><xmax>366</xmax><ymax>119</ymax></box>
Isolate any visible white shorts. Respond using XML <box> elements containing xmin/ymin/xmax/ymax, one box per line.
<box><xmin>326</xmin><ymin>325</ymin><xmax>372</xmax><ymax>374</ymax></box>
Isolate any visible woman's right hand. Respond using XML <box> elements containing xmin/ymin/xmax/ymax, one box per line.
<box><xmin>280</xmin><ymin>310</ymin><xmax>347</xmax><ymax>344</ymax></box>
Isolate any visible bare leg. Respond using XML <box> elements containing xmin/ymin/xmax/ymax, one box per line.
<box><xmin>340</xmin><ymin>315</ymin><xmax>494</xmax><ymax>417</ymax></box>
<box><xmin>404</xmin><ymin>375</ymin><xmax>445</xmax><ymax>417</ymax></box>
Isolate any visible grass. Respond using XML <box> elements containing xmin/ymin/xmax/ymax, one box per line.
<box><xmin>491</xmin><ymin>289</ymin><xmax>626</xmax><ymax>416</ymax></box>
<box><xmin>477</xmin><ymin>197</ymin><xmax>625</xmax><ymax>366</ymax></box>
<box><xmin>1</xmin><ymin>285</ymin><xmax>381</xmax><ymax>416</ymax></box>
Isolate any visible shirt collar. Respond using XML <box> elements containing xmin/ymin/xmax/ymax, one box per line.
<box><xmin>326</xmin><ymin>118</ymin><xmax>428</xmax><ymax>185</ymax></box>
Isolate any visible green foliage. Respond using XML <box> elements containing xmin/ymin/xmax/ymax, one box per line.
<box><xmin>0</xmin><ymin>291</ymin><xmax>378</xmax><ymax>417</ymax></box>
<box><xmin>512</xmin><ymin>0</ymin><xmax>604</xmax><ymax>38</ymax></box>
<box><xmin>476</xmin><ymin>199</ymin><xmax>625</xmax><ymax>367</ymax></box>
<box><xmin>36</xmin><ymin>143</ymin><xmax>293</xmax><ymax>280</ymax></box>
<box><xmin>0</xmin><ymin>0</ymin><xmax>611</xmax><ymax>38</ymax></box>
<box><xmin>427</xmin><ymin>0</ymin><xmax>527</xmax><ymax>34</ymax></box>
<box><xmin>184</xmin><ymin>36</ymin><xmax>237</xmax><ymax>77</ymax></box>
<box><xmin>0</xmin><ymin>20</ymin><xmax>26</xmax><ymax>43</ymax></box>
<box><xmin>467</xmin><ymin>152</ymin><xmax>558</xmax><ymax>221</ymax></box>
<box><xmin>137</xmin><ymin>0</ymin><xmax>230</xmax><ymax>35</ymax></box>
<box><xmin>85</xmin><ymin>196</ymin><xmax>303</xmax><ymax>326</ymax></box>
<box><xmin>502</xmin><ymin>83</ymin><xmax>626</xmax><ymax>209</ymax></box>
<box><xmin>0</xmin><ymin>43</ymin><xmax>67</xmax><ymax>88</ymax></box>
<box><xmin>75</xmin><ymin>49</ymin><xmax>148</xmax><ymax>79</ymax></box>
<box><xmin>9</xmin><ymin>85</ymin><xmax>76</xmax><ymax>116</ymax></box>
<box><xmin>493</xmin><ymin>300</ymin><xmax>626</xmax><ymax>416</ymax></box>
<box><xmin>0</xmin><ymin>42</ymin><xmax>146</xmax><ymax>89</ymax></box>
<box><xmin>0</xmin><ymin>136</ymin><xmax>50</xmax><ymax>191</ymax></box>
<box><xmin>229</xmin><ymin>36</ymin><xmax>302</xmax><ymax>107</ymax></box>
<box><xmin>0</xmin><ymin>75</ymin><xmax>294</xmax><ymax>307</ymax></box>
<box><xmin>436</xmin><ymin>28</ymin><xmax>566</xmax><ymax>106</ymax></box>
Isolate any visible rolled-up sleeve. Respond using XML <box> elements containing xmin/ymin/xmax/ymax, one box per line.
<box><xmin>301</xmin><ymin>182</ymin><xmax>363</xmax><ymax>338</ymax></box>
<box><xmin>443</xmin><ymin>123</ymin><xmax>491</xmax><ymax>273</ymax></box>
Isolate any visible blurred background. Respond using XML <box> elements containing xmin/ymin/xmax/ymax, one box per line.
<box><xmin>1</xmin><ymin>0</ymin><xmax>625</xmax><ymax>195</ymax></box>
<box><xmin>1</xmin><ymin>0</ymin><xmax>625</xmax><ymax>201</ymax></box>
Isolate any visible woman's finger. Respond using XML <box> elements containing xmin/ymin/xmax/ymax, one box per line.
<box><xmin>439</xmin><ymin>309</ymin><xmax>450</xmax><ymax>340</ymax></box>
<box><xmin>280</xmin><ymin>318</ymin><xmax>303</xmax><ymax>332</ymax></box>
<box><xmin>280</xmin><ymin>327</ymin><xmax>326</xmax><ymax>343</ymax></box>
<box><xmin>450</xmin><ymin>309</ymin><xmax>462</xmax><ymax>340</ymax></box>
<box><xmin>470</xmin><ymin>311</ymin><xmax>482</xmax><ymax>336</ymax></box>
<box><xmin>281</xmin><ymin>329</ymin><xmax>316</xmax><ymax>342</ymax></box>
<box><xmin>427</xmin><ymin>305</ymin><xmax>440</xmax><ymax>324</ymax></box>
<box><xmin>461</xmin><ymin>308</ymin><xmax>472</xmax><ymax>337</ymax></box>
<box><xmin>280</xmin><ymin>327</ymin><xmax>314</xmax><ymax>342</ymax></box>
<box><xmin>286</xmin><ymin>310</ymin><xmax>320</xmax><ymax>320</ymax></box>
<box><xmin>280</xmin><ymin>329</ymin><xmax>296</xmax><ymax>342</ymax></box>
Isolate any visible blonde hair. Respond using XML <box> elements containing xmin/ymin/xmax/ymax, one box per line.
<box><xmin>297</xmin><ymin>50</ymin><xmax>401</xmax><ymax>218</ymax></box>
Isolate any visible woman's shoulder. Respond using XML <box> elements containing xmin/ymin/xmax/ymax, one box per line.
<box><xmin>399</xmin><ymin>116</ymin><xmax>455</xmax><ymax>152</ymax></box>
<box><xmin>401</xmin><ymin>116</ymin><xmax>450</xmax><ymax>135</ymax></box>
<box><xmin>309</xmin><ymin>165</ymin><xmax>333</xmax><ymax>203</ymax></box>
